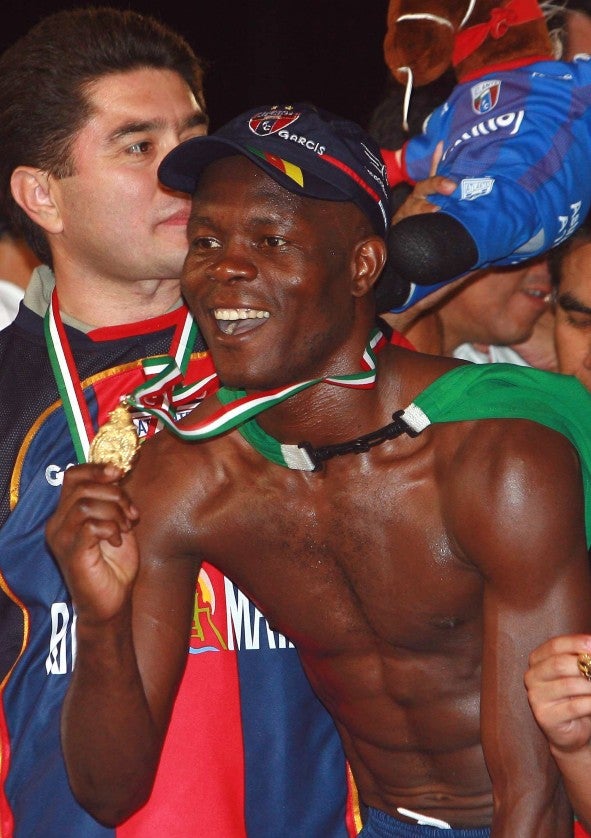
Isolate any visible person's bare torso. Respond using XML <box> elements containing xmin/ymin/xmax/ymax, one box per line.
<box><xmin>215</xmin><ymin>439</ymin><xmax>489</xmax><ymax>824</ymax></box>
<box><xmin>138</xmin><ymin>353</ymin><xmax>496</xmax><ymax>826</ymax></box>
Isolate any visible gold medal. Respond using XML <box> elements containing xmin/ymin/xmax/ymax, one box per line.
<box><xmin>88</xmin><ymin>402</ymin><xmax>139</xmax><ymax>473</ymax></box>
<box><xmin>577</xmin><ymin>652</ymin><xmax>591</xmax><ymax>681</ymax></box>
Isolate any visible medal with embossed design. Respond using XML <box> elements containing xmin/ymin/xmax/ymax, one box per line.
<box><xmin>88</xmin><ymin>402</ymin><xmax>139</xmax><ymax>473</ymax></box>
<box><xmin>577</xmin><ymin>652</ymin><xmax>591</xmax><ymax>682</ymax></box>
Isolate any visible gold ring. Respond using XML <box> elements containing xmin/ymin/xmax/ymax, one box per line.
<box><xmin>577</xmin><ymin>653</ymin><xmax>591</xmax><ymax>681</ymax></box>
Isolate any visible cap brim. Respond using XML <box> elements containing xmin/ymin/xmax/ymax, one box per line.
<box><xmin>158</xmin><ymin>136</ymin><xmax>255</xmax><ymax>194</ymax></box>
<box><xmin>158</xmin><ymin>134</ymin><xmax>354</xmax><ymax>207</ymax></box>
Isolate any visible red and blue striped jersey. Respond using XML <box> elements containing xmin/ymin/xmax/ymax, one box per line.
<box><xmin>0</xmin><ymin>302</ymin><xmax>360</xmax><ymax>837</ymax></box>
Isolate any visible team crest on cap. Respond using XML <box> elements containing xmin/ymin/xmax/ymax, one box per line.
<box><xmin>471</xmin><ymin>80</ymin><xmax>501</xmax><ymax>114</ymax></box>
<box><xmin>249</xmin><ymin>108</ymin><xmax>300</xmax><ymax>136</ymax></box>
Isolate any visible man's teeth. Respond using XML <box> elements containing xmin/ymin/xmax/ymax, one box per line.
<box><xmin>214</xmin><ymin>308</ymin><xmax>270</xmax><ymax>335</ymax></box>
<box><xmin>214</xmin><ymin>308</ymin><xmax>270</xmax><ymax>320</ymax></box>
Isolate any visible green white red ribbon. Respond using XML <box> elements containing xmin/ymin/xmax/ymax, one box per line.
<box><xmin>126</xmin><ymin>327</ymin><xmax>387</xmax><ymax>451</ymax></box>
<box><xmin>44</xmin><ymin>289</ymin><xmax>199</xmax><ymax>463</ymax></box>
<box><xmin>44</xmin><ymin>291</ymin><xmax>95</xmax><ymax>462</ymax></box>
<box><xmin>46</xmin><ymin>286</ymin><xmax>386</xmax><ymax>471</ymax></box>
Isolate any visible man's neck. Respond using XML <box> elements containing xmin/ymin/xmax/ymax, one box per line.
<box><xmin>55</xmin><ymin>272</ymin><xmax>182</xmax><ymax>329</ymax></box>
<box><xmin>253</xmin><ymin>356</ymin><xmax>392</xmax><ymax>450</ymax></box>
<box><xmin>439</xmin><ymin>310</ymin><xmax>476</xmax><ymax>357</ymax></box>
<box><xmin>25</xmin><ymin>265</ymin><xmax>184</xmax><ymax>330</ymax></box>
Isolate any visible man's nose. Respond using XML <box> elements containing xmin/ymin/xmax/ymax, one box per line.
<box><xmin>207</xmin><ymin>248</ymin><xmax>257</xmax><ymax>284</ymax></box>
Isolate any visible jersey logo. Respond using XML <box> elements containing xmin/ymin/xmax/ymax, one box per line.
<box><xmin>471</xmin><ymin>80</ymin><xmax>501</xmax><ymax>114</ymax></box>
<box><xmin>189</xmin><ymin>569</ymin><xmax>294</xmax><ymax>655</ymax></box>
<box><xmin>190</xmin><ymin>567</ymin><xmax>228</xmax><ymax>653</ymax></box>
<box><xmin>460</xmin><ymin>177</ymin><xmax>495</xmax><ymax>201</ymax></box>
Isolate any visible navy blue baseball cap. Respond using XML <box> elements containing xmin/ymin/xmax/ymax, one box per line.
<box><xmin>158</xmin><ymin>103</ymin><xmax>391</xmax><ymax>237</ymax></box>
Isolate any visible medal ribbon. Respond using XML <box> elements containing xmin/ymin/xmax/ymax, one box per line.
<box><xmin>44</xmin><ymin>289</ymin><xmax>198</xmax><ymax>463</ymax></box>
<box><xmin>126</xmin><ymin>328</ymin><xmax>387</xmax><ymax>445</ymax></box>
<box><xmin>45</xmin><ymin>291</ymin><xmax>94</xmax><ymax>462</ymax></box>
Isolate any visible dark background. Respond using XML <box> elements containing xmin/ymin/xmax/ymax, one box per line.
<box><xmin>1</xmin><ymin>0</ymin><xmax>393</xmax><ymax>131</ymax></box>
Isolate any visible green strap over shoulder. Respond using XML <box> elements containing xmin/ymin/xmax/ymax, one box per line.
<box><xmin>409</xmin><ymin>363</ymin><xmax>591</xmax><ymax>544</ymax></box>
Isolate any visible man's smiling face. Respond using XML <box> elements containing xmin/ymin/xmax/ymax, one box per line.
<box><xmin>182</xmin><ymin>155</ymin><xmax>372</xmax><ymax>391</ymax></box>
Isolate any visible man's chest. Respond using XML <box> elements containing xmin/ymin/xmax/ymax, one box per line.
<box><xmin>199</xmin><ymin>464</ymin><xmax>483</xmax><ymax>654</ymax></box>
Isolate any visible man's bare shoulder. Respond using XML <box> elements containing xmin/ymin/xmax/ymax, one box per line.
<box><xmin>449</xmin><ymin>413</ymin><xmax>582</xmax><ymax>485</ymax></box>
<box><xmin>382</xmin><ymin>343</ymin><xmax>467</xmax><ymax>405</ymax></box>
<box><xmin>120</xmin><ymin>395</ymin><xmax>245</xmax><ymax>534</ymax></box>
<box><xmin>389</xmin><ymin>343</ymin><xmax>465</xmax><ymax>376</ymax></box>
<box><xmin>438</xmin><ymin>415</ymin><xmax>584</xmax><ymax>575</ymax></box>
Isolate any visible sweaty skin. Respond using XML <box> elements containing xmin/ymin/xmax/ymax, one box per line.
<box><xmin>47</xmin><ymin>158</ymin><xmax>591</xmax><ymax>834</ymax></box>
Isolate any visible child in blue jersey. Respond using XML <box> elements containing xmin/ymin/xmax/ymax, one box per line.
<box><xmin>378</xmin><ymin>0</ymin><xmax>591</xmax><ymax>313</ymax></box>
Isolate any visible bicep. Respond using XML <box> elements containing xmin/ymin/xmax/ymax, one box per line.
<box><xmin>453</xmin><ymin>423</ymin><xmax>590</xmax><ymax>611</ymax></box>
<box><xmin>450</xmin><ymin>425</ymin><xmax>591</xmax><ymax>807</ymax></box>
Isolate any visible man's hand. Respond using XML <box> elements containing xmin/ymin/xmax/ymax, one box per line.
<box><xmin>525</xmin><ymin>634</ymin><xmax>591</xmax><ymax>754</ymax></box>
<box><xmin>45</xmin><ymin>463</ymin><xmax>140</xmax><ymax>624</ymax></box>
<box><xmin>392</xmin><ymin>141</ymin><xmax>456</xmax><ymax>225</ymax></box>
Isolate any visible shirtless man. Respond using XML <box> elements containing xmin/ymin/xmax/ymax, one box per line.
<box><xmin>47</xmin><ymin>103</ymin><xmax>591</xmax><ymax>836</ymax></box>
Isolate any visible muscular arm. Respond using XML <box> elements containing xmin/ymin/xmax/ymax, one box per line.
<box><xmin>46</xmin><ymin>441</ymin><xmax>200</xmax><ymax>825</ymax></box>
<box><xmin>448</xmin><ymin>422</ymin><xmax>591</xmax><ymax>836</ymax></box>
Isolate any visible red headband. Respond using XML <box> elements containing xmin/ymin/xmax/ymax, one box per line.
<box><xmin>453</xmin><ymin>0</ymin><xmax>545</xmax><ymax>66</ymax></box>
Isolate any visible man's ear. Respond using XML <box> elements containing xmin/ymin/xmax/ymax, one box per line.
<box><xmin>351</xmin><ymin>237</ymin><xmax>387</xmax><ymax>297</ymax></box>
<box><xmin>10</xmin><ymin>167</ymin><xmax>64</xmax><ymax>234</ymax></box>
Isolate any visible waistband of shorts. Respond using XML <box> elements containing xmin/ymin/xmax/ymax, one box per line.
<box><xmin>362</xmin><ymin>807</ymin><xmax>491</xmax><ymax>837</ymax></box>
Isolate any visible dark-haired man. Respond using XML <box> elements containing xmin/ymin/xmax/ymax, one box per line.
<box><xmin>549</xmin><ymin>213</ymin><xmax>591</xmax><ymax>392</ymax></box>
<box><xmin>48</xmin><ymin>102</ymin><xmax>591</xmax><ymax>836</ymax></box>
